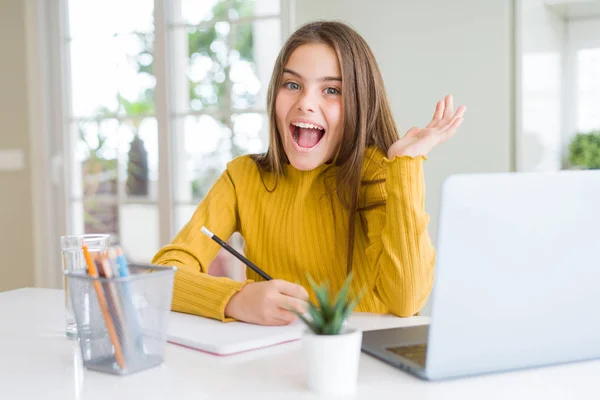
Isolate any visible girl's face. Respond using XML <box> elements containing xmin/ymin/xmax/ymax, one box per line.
<box><xmin>275</xmin><ymin>43</ymin><xmax>344</xmax><ymax>171</ymax></box>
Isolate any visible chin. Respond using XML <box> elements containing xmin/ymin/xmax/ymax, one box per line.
<box><xmin>288</xmin><ymin>155</ymin><xmax>326</xmax><ymax>171</ymax></box>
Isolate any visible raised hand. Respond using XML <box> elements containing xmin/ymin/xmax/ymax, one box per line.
<box><xmin>387</xmin><ymin>94</ymin><xmax>467</xmax><ymax>159</ymax></box>
<box><xmin>224</xmin><ymin>279</ymin><xmax>309</xmax><ymax>325</ymax></box>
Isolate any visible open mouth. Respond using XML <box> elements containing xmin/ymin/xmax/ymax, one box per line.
<box><xmin>290</xmin><ymin>122</ymin><xmax>326</xmax><ymax>149</ymax></box>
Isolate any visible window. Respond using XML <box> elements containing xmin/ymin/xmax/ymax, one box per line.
<box><xmin>520</xmin><ymin>52</ymin><xmax>562</xmax><ymax>171</ymax></box>
<box><xmin>565</xmin><ymin>18</ymin><xmax>600</xmax><ymax>149</ymax></box>
<box><xmin>576</xmin><ymin>48</ymin><xmax>600</xmax><ymax>132</ymax></box>
<box><xmin>62</xmin><ymin>0</ymin><xmax>285</xmax><ymax>263</ymax></box>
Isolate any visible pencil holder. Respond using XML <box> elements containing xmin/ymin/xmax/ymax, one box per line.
<box><xmin>65</xmin><ymin>263</ymin><xmax>176</xmax><ymax>375</ymax></box>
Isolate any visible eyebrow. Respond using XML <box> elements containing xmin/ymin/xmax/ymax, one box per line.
<box><xmin>283</xmin><ymin>68</ymin><xmax>342</xmax><ymax>83</ymax></box>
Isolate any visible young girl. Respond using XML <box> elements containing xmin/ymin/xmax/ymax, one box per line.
<box><xmin>152</xmin><ymin>21</ymin><xmax>466</xmax><ymax>326</ymax></box>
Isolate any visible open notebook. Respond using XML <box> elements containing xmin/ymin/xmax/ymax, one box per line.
<box><xmin>167</xmin><ymin>311</ymin><xmax>306</xmax><ymax>356</ymax></box>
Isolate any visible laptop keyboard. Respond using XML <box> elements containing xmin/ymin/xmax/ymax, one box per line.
<box><xmin>386</xmin><ymin>344</ymin><xmax>427</xmax><ymax>367</ymax></box>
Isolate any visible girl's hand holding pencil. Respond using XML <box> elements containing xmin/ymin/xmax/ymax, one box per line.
<box><xmin>202</xmin><ymin>226</ymin><xmax>309</xmax><ymax>325</ymax></box>
<box><xmin>225</xmin><ymin>279</ymin><xmax>309</xmax><ymax>326</ymax></box>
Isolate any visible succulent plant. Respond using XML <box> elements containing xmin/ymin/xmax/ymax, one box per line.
<box><xmin>296</xmin><ymin>272</ymin><xmax>365</xmax><ymax>335</ymax></box>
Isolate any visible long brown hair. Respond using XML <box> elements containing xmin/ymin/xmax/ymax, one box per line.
<box><xmin>252</xmin><ymin>21</ymin><xmax>400</xmax><ymax>273</ymax></box>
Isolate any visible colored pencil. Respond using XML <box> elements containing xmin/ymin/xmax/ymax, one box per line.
<box><xmin>82</xmin><ymin>244</ymin><xmax>126</xmax><ymax>370</ymax></box>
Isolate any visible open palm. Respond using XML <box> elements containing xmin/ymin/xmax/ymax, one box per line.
<box><xmin>388</xmin><ymin>95</ymin><xmax>467</xmax><ymax>159</ymax></box>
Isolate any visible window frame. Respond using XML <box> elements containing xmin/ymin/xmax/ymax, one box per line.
<box><xmin>32</xmin><ymin>0</ymin><xmax>293</xmax><ymax>288</ymax></box>
<box><xmin>564</xmin><ymin>17</ymin><xmax>600</xmax><ymax>157</ymax></box>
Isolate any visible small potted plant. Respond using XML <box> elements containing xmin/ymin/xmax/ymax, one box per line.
<box><xmin>568</xmin><ymin>131</ymin><xmax>600</xmax><ymax>169</ymax></box>
<box><xmin>295</xmin><ymin>272</ymin><xmax>365</xmax><ymax>395</ymax></box>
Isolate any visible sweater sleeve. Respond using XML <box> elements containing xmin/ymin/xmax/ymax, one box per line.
<box><xmin>151</xmin><ymin>165</ymin><xmax>252</xmax><ymax>322</ymax></box>
<box><xmin>361</xmin><ymin>154</ymin><xmax>436</xmax><ymax>317</ymax></box>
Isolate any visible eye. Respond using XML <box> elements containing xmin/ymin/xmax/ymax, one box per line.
<box><xmin>284</xmin><ymin>82</ymin><xmax>301</xmax><ymax>91</ymax></box>
<box><xmin>324</xmin><ymin>87</ymin><xmax>341</xmax><ymax>95</ymax></box>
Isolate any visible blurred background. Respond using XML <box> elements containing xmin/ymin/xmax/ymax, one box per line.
<box><xmin>1</xmin><ymin>0</ymin><xmax>599</xmax><ymax>315</ymax></box>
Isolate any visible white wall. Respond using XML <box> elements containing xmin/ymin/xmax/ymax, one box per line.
<box><xmin>293</xmin><ymin>0</ymin><xmax>515</xmax><ymax>315</ymax></box>
<box><xmin>517</xmin><ymin>0</ymin><xmax>566</xmax><ymax>172</ymax></box>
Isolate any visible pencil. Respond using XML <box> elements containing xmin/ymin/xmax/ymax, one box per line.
<box><xmin>114</xmin><ymin>246</ymin><xmax>145</xmax><ymax>354</ymax></box>
<box><xmin>201</xmin><ymin>226</ymin><xmax>272</xmax><ymax>281</ymax></box>
<box><xmin>97</xmin><ymin>253</ymin><xmax>130</xmax><ymax>356</ymax></box>
<box><xmin>82</xmin><ymin>244</ymin><xmax>126</xmax><ymax>370</ymax></box>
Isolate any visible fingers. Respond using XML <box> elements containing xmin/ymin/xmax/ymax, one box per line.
<box><xmin>455</xmin><ymin>104</ymin><xmax>467</xmax><ymax>118</ymax></box>
<box><xmin>272</xmin><ymin>308</ymin><xmax>298</xmax><ymax>325</ymax></box>
<box><xmin>429</xmin><ymin>96</ymin><xmax>450</xmax><ymax>128</ymax></box>
<box><xmin>227</xmin><ymin>280</ymin><xmax>309</xmax><ymax>326</ymax></box>
<box><xmin>447</xmin><ymin>116</ymin><xmax>464</xmax><ymax>133</ymax></box>
<box><xmin>432</xmin><ymin>99</ymin><xmax>444</xmax><ymax>122</ymax></box>
<box><xmin>440</xmin><ymin>117</ymin><xmax>465</xmax><ymax>143</ymax></box>
<box><xmin>442</xmin><ymin>94</ymin><xmax>454</xmax><ymax>120</ymax></box>
<box><xmin>430</xmin><ymin>94</ymin><xmax>467</xmax><ymax>127</ymax></box>
<box><xmin>277</xmin><ymin>294</ymin><xmax>308</xmax><ymax>314</ymax></box>
<box><xmin>443</xmin><ymin>105</ymin><xmax>467</xmax><ymax>131</ymax></box>
<box><xmin>275</xmin><ymin>279</ymin><xmax>309</xmax><ymax>301</ymax></box>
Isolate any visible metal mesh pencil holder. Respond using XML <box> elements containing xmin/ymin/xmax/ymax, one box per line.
<box><xmin>65</xmin><ymin>263</ymin><xmax>176</xmax><ymax>375</ymax></box>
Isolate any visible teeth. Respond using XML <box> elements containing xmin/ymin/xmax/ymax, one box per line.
<box><xmin>292</xmin><ymin>122</ymin><xmax>324</xmax><ymax>130</ymax></box>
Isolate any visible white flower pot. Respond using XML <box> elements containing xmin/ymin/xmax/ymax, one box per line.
<box><xmin>302</xmin><ymin>328</ymin><xmax>363</xmax><ymax>395</ymax></box>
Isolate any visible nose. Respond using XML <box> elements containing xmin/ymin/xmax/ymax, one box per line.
<box><xmin>296</xmin><ymin>90</ymin><xmax>317</xmax><ymax>113</ymax></box>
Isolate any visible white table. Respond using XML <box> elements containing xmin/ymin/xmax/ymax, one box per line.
<box><xmin>0</xmin><ymin>288</ymin><xmax>598</xmax><ymax>399</ymax></box>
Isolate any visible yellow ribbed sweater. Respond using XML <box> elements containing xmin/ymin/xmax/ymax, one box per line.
<box><xmin>152</xmin><ymin>146</ymin><xmax>436</xmax><ymax>322</ymax></box>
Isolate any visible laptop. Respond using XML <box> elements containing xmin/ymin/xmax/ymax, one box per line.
<box><xmin>361</xmin><ymin>169</ymin><xmax>600</xmax><ymax>380</ymax></box>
